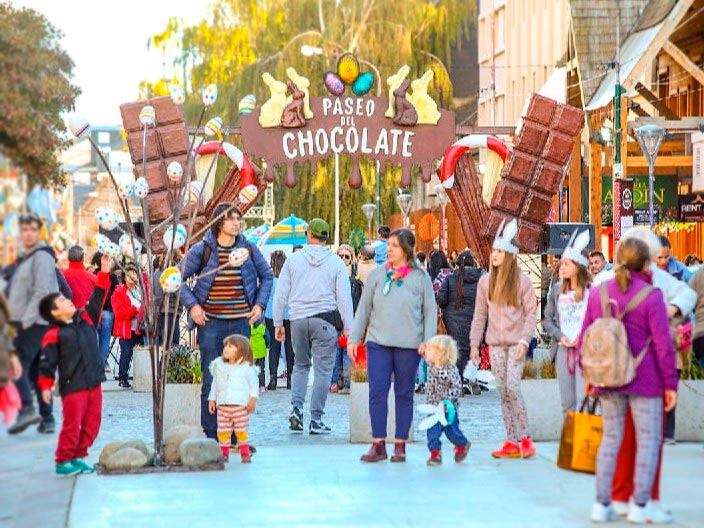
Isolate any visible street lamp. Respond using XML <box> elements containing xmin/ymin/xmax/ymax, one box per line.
<box><xmin>635</xmin><ymin>124</ymin><xmax>666</xmax><ymax>229</ymax></box>
<box><xmin>396</xmin><ymin>190</ymin><xmax>413</xmax><ymax>228</ymax></box>
<box><xmin>434</xmin><ymin>183</ymin><xmax>449</xmax><ymax>253</ymax></box>
<box><xmin>362</xmin><ymin>203</ymin><xmax>377</xmax><ymax>242</ymax></box>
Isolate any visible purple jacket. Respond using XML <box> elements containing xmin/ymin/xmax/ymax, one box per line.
<box><xmin>576</xmin><ymin>271</ymin><xmax>678</xmax><ymax>397</ymax></box>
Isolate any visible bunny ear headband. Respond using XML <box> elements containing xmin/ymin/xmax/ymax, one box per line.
<box><xmin>492</xmin><ymin>218</ymin><xmax>519</xmax><ymax>255</ymax></box>
<box><xmin>562</xmin><ymin>228</ymin><xmax>591</xmax><ymax>267</ymax></box>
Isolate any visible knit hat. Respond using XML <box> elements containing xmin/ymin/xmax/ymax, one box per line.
<box><xmin>492</xmin><ymin>218</ymin><xmax>519</xmax><ymax>254</ymax></box>
<box><xmin>307</xmin><ymin>218</ymin><xmax>330</xmax><ymax>239</ymax></box>
<box><xmin>562</xmin><ymin>228</ymin><xmax>590</xmax><ymax>267</ymax></box>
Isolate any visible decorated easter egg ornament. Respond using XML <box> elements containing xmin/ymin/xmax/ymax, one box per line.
<box><xmin>93</xmin><ymin>233</ymin><xmax>112</xmax><ymax>253</ymax></box>
<box><xmin>163</xmin><ymin>223</ymin><xmax>188</xmax><ymax>250</ymax></box>
<box><xmin>352</xmin><ymin>71</ymin><xmax>374</xmax><ymax>96</ymax></box>
<box><xmin>323</xmin><ymin>72</ymin><xmax>345</xmax><ymax>96</ymax></box>
<box><xmin>169</xmin><ymin>85</ymin><xmax>185</xmax><ymax>105</ymax></box>
<box><xmin>117</xmin><ymin>179</ymin><xmax>134</xmax><ymax>200</ymax></box>
<box><xmin>159</xmin><ymin>266</ymin><xmax>182</xmax><ymax>293</ymax></box>
<box><xmin>336</xmin><ymin>53</ymin><xmax>360</xmax><ymax>85</ymax></box>
<box><xmin>202</xmin><ymin>84</ymin><xmax>218</xmax><ymax>106</ymax></box>
<box><xmin>95</xmin><ymin>207</ymin><xmax>120</xmax><ymax>231</ymax></box>
<box><xmin>133</xmin><ymin>177</ymin><xmax>149</xmax><ymax>199</ymax></box>
<box><xmin>139</xmin><ymin>105</ymin><xmax>156</xmax><ymax>127</ymax></box>
<box><xmin>238</xmin><ymin>94</ymin><xmax>256</xmax><ymax>115</ymax></box>
<box><xmin>204</xmin><ymin>116</ymin><xmax>224</xmax><ymax>139</ymax></box>
<box><xmin>184</xmin><ymin>181</ymin><xmax>204</xmax><ymax>205</ymax></box>
<box><xmin>68</xmin><ymin>116</ymin><xmax>91</xmax><ymax>138</ymax></box>
<box><xmin>228</xmin><ymin>247</ymin><xmax>250</xmax><ymax>267</ymax></box>
<box><xmin>166</xmin><ymin>161</ymin><xmax>183</xmax><ymax>183</ymax></box>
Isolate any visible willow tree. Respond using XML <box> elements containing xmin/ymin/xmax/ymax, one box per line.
<box><xmin>146</xmin><ymin>0</ymin><xmax>475</xmax><ymax>238</ymax></box>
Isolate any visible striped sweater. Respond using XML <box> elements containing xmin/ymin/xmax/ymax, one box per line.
<box><xmin>203</xmin><ymin>245</ymin><xmax>250</xmax><ymax>319</ymax></box>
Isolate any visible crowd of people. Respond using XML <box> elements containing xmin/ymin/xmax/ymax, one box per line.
<box><xmin>1</xmin><ymin>206</ymin><xmax>703</xmax><ymax>524</ymax></box>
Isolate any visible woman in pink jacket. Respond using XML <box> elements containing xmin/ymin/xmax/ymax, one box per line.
<box><xmin>577</xmin><ymin>237</ymin><xmax>678</xmax><ymax>524</ymax></box>
<box><xmin>470</xmin><ymin>219</ymin><xmax>537</xmax><ymax>459</ymax></box>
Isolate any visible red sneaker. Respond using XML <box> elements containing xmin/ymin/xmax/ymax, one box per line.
<box><xmin>491</xmin><ymin>440</ymin><xmax>521</xmax><ymax>459</ymax></box>
<box><xmin>220</xmin><ymin>445</ymin><xmax>230</xmax><ymax>462</ymax></box>
<box><xmin>427</xmin><ymin>449</ymin><xmax>442</xmax><ymax>466</ymax></box>
<box><xmin>454</xmin><ymin>442</ymin><xmax>470</xmax><ymax>462</ymax></box>
<box><xmin>239</xmin><ymin>444</ymin><xmax>252</xmax><ymax>463</ymax></box>
<box><xmin>519</xmin><ymin>436</ymin><xmax>536</xmax><ymax>458</ymax></box>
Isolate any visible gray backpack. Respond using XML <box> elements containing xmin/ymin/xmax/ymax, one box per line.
<box><xmin>581</xmin><ymin>283</ymin><xmax>653</xmax><ymax>388</ymax></box>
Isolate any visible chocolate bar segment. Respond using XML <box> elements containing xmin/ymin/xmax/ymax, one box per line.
<box><xmin>491</xmin><ymin>179</ymin><xmax>527</xmax><ymax>214</ymax></box>
<box><xmin>522</xmin><ymin>190</ymin><xmax>554</xmax><ymax>224</ymax></box>
<box><xmin>543</xmin><ymin>131</ymin><xmax>574</xmax><ymax>166</ymax></box>
<box><xmin>532</xmin><ymin>160</ymin><xmax>565</xmax><ymax>194</ymax></box>
<box><xmin>503</xmin><ymin>151</ymin><xmax>537</xmax><ymax>186</ymax></box>
<box><xmin>524</xmin><ymin>94</ymin><xmax>556</xmax><ymax>126</ymax></box>
<box><xmin>514</xmin><ymin>121</ymin><xmax>548</xmax><ymax>157</ymax></box>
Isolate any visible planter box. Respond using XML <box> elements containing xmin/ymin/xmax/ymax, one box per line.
<box><xmin>164</xmin><ymin>383</ymin><xmax>202</xmax><ymax>432</ymax></box>
<box><xmin>522</xmin><ymin>379</ymin><xmax>562</xmax><ymax>441</ymax></box>
<box><xmin>133</xmin><ymin>347</ymin><xmax>152</xmax><ymax>393</ymax></box>
<box><xmin>349</xmin><ymin>382</ymin><xmax>414</xmax><ymax>443</ymax></box>
<box><xmin>675</xmin><ymin>381</ymin><xmax>704</xmax><ymax>441</ymax></box>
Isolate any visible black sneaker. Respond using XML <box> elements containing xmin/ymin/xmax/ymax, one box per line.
<box><xmin>118</xmin><ymin>380</ymin><xmax>132</xmax><ymax>389</ymax></box>
<box><xmin>266</xmin><ymin>379</ymin><xmax>277</xmax><ymax>391</ymax></box>
<box><xmin>7</xmin><ymin>407</ymin><xmax>42</xmax><ymax>435</ymax></box>
<box><xmin>309</xmin><ymin>420</ymin><xmax>331</xmax><ymax>435</ymax></box>
<box><xmin>37</xmin><ymin>417</ymin><xmax>55</xmax><ymax>434</ymax></box>
<box><xmin>289</xmin><ymin>407</ymin><xmax>303</xmax><ymax>432</ymax></box>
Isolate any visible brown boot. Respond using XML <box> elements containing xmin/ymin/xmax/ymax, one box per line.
<box><xmin>390</xmin><ymin>441</ymin><xmax>406</xmax><ymax>463</ymax></box>
<box><xmin>360</xmin><ymin>440</ymin><xmax>387</xmax><ymax>463</ymax></box>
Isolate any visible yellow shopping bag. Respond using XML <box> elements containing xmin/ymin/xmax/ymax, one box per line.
<box><xmin>557</xmin><ymin>397</ymin><xmax>603</xmax><ymax>474</ymax></box>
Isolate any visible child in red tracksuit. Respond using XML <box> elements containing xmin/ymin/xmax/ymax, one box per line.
<box><xmin>37</xmin><ymin>254</ymin><xmax>112</xmax><ymax>476</ymax></box>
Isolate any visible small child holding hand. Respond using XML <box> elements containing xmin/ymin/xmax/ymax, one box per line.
<box><xmin>208</xmin><ymin>334</ymin><xmax>258</xmax><ymax>463</ymax></box>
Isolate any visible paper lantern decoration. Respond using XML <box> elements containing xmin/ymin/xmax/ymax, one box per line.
<box><xmin>238</xmin><ymin>94</ymin><xmax>256</xmax><ymax>115</ymax></box>
<box><xmin>163</xmin><ymin>223</ymin><xmax>188</xmax><ymax>250</ymax></box>
<box><xmin>119</xmin><ymin>234</ymin><xmax>142</xmax><ymax>257</ymax></box>
<box><xmin>228</xmin><ymin>247</ymin><xmax>249</xmax><ymax>267</ymax></box>
<box><xmin>170</xmin><ymin>85</ymin><xmax>185</xmax><ymax>105</ymax></box>
<box><xmin>139</xmin><ymin>105</ymin><xmax>156</xmax><ymax>127</ymax></box>
<box><xmin>204</xmin><ymin>116</ymin><xmax>224</xmax><ymax>139</ymax></box>
<box><xmin>159</xmin><ymin>266</ymin><xmax>182</xmax><ymax>293</ymax></box>
<box><xmin>337</xmin><ymin>53</ymin><xmax>360</xmax><ymax>85</ymax></box>
<box><xmin>323</xmin><ymin>72</ymin><xmax>345</xmax><ymax>96</ymax></box>
<box><xmin>117</xmin><ymin>180</ymin><xmax>134</xmax><ymax>200</ymax></box>
<box><xmin>184</xmin><ymin>181</ymin><xmax>204</xmax><ymax>205</ymax></box>
<box><xmin>202</xmin><ymin>84</ymin><xmax>218</xmax><ymax>106</ymax></box>
<box><xmin>68</xmin><ymin>116</ymin><xmax>90</xmax><ymax>138</ymax></box>
<box><xmin>93</xmin><ymin>233</ymin><xmax>112</xmax><ymax>253</ymax></box>
<box><xmin>95</xmin><ymin>207</ymin><xmax>120</xmax><ymax>231</ymax></box>
<box><xmin>133</xmin><ymin>177</ymin><xmax>149</xmax><ymax>199</ymax></box>
<box><xmin>352</xmin><ymin>72</ymin><xmax>374</xmax><ymax>96</ymax></box>
<box><xmin>166</xmin><ymin>161</ymin><xmax>183</xmax><ymax>183</ymax></box>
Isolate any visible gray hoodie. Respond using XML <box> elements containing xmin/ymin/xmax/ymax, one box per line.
<box><xmin>8</xmin><ymin>242</ymin><xmax>59</xmax><ymax>328</ymax></box>
<box><xmin>272</xmin><ymin>245</ymin><xmax>353</xmax><ymax>331</ymax></box>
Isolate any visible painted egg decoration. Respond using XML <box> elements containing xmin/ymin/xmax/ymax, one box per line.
<box><xmin>169</xmin><ymin>85</ymin><xmax>185</xmax><ymax>105</ymax></box>
<box><xmin>106</xmin><ymin>242</ymin><xmax>121</xmax><ymax>259</ymax></box>
<box><xmin>95</xmin><ymin>207</ymin><xmax>120</xmax><ymax>231</ymax></box>
<box><xmin>238</xmin><ymin>184</ymin><xmax>258</xmax><ymax>205</ymax></box>
<box><xmin>166</xmin><ymin>161</ymin><xmax>183</xmax><ymax>183</ymax></box>
<box><xmin>204</xmin><ymin>116</ymin><xmax>224</xmax><ymax>138</ymax></box>
<box><xmin>202</xmin><ymin>84</ymin><xmax>218</xmax><ymax>106</ymax></box>
<box><xmin>228</xmin><ymin>247</ymin><xmax>250</xmax><ymax>267</ymax></box>
<box><xmin>163</xmin><ymin>223</ymin><xmax>188</xmax><ymax>250</ymax></box>
<box><xmin>139</xmin><ymin>105</ymin><xmax>156</xmax><ymax>127</ymax></box>
<box><xmin>117</xmin><ymin>180</ymin><xmax>134</xmax><ymax>200</ymax></box>
<box><xmin>119</xmin><ymin>234</ymin><xmax>142</xmax><ymax>257</ymax></box>
<box><xmin>337</xmin><ymin>53</ymin><xmax>360</xmax><ymax>85</ymax></box>
<box><xmin>352</xmin><ymin>72</ymin><xmax>374</xmax><ymax>96</ymax></box>
<box><xmin>160</xmin><ymin>266</ymin><xmax>182</xmax><ymax>293</ymax></box>
<box><xmin>68</xmin><ymin>116</ymin><xmax>91</xmax><ymax>138</ymax></box>
<box><xmin>93</xmin><ymin>233</ymin><xmax>112</xmax><ymax>253</ymax></box>
<box><xmin>238</xmin><ymin>94</ymin><xmax>256</xmax><ymax>115</ymax></box>
<box><xmin>323</xmin><ymin>72</ymin><xmax>345</xmax><ymax>96</ymax></box>
<box><xmin>133</xmin><ymin>177</ymin><xmax>149</xmax><ymax>199</ymax></box>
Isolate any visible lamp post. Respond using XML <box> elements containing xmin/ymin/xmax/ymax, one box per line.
<box><xmin>362</xmin><ymin>203</ymin><xmax>377</xmax><ymax>242</ymax></box>
<box><xmin>634</xmin><ymin>124</ymin><xmax>666</xmax><ymax>229</ymax></box>
<box><xmin>434</xmin><ymin>184</ymin><xmax>449</xmax><ymax>253</ymax></box>
<box><xmin>396</xmin><ymin>190</ymin><xmax>413</xmax><ymax>228</ymax></box>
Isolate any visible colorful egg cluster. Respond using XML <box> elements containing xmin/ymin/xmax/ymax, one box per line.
<box><xmin>238</xmin><ymin>94</ymin><xmax>256</xmax><ymax>116</ymax></box>
<box><xmin>323</xmin><ymin>53</ymin><xmax>374</xmax><ymax>97</ymax></box>
<box><xmin>160</xmin><ymin>266</ymin><xmax>182</xmax><ymax>293</ymax></box>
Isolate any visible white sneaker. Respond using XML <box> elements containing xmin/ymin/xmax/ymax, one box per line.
<box><xmin>645</xmin><ymin>501</ymin><xmax>673</xmax><ymax>524</ymax></box>
<box><xmin>628</xmin><ymin>502</ymin><xmax>647</xmax><ymax>524</ymax></box>
<box><xmin>591</xmin><ymin>502</ymin><xmax>618</xmax><ymax>523</ymax></box>
<box><xmin>612</xmin><ymin>501</ymin><xmax>629</xmax><ymax>516</ymax></box>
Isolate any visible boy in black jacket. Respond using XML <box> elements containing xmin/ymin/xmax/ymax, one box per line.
<box><xmin>37</xmin><ymin>254</ymin><xmax>112</xmax><ymax>476</ymax></box>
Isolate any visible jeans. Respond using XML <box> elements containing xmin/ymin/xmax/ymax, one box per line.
<box><xmin>118</xmin><ymin>333</ymin><xmax>143</xmax><ymax>381</ymax></box>
<box><xmin>331</xmin><ymin>346</ymin><xmax>351</xmax><ymax>388</ymax></box>
<box><xmin>366</xmin><ymin>341</ymin><xmax>421</xmax><ymax>440</ymax></box>
<box><xmin>98</xmin><ymin>310</ymin><xmax>114</xmax><ymax>365</ymax></box>
<box><xmin>664</xmin><ymin>368</ymin><xmax>681</xmax><ymax>439</ymax></box>
<box><xmin>426</xmin><ymin>414</ymin><xmax>469</xmax><ymax>451</ymax></box>
<box><xmin>417</xmin><ymin>359</ymin><xmax>428</xmax><ymax>384</ymax></box>
<box><xmin>14</xmin><ymin>324</ymin><xmax>53</xmax><ymax>419</ymax></box>
<box><xmin>198</xmin><ymin>317</ymin><xmax>251</xmax><ymax>438</ymax></box>
<box><xmin>290</xmin><ymin>317</ymin><xmax>338</xmax><ymax>422</ymax></box>
<box><xmin>265</xmin><ymin>318</ymin><xmax>293</xmax><ymax>380</ymax></box>
<box><xmin>157</xmin><ymin>313</ymin><xmax>181</xmax><ymax>348</ymax></box>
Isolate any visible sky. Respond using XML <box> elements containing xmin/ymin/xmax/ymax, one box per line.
<box><xmin>14</xmin><ymin>0</ymin><xmax>212</xmax><ymax>126</ymax></box>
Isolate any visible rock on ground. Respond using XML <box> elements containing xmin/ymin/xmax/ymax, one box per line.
<box><xmin>163</xmin><ymin>425</ymin><xmax>205</xmax><ymax>464</ymax></box>
<box><xmin>103</xmin><ymin>447</ymin><xmax>148</xmax><ymax>471</ymax></box>
<box><xmin>98</xmin><ymin>442</ymin><xmax>125</xmax><ymax>467</ymax></box>
<box><xmin>179</xmin><ymin>438</ymin><xmax>222</xmax><ymax>467</ymax></box>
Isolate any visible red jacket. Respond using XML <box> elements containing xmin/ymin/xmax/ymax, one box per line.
<box><xmin>63</xmin><ymin>261</ymin><xmax>97</xmax><ymax>309</ymax></box>
<box><xmin>111</xmin><ymin>281</ymin><xmax>148</xmax><ymax>339</ymax></box>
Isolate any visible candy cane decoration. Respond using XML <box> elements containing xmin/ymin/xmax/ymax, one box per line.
<box><xmin>439</xmin><ymin>135</ymin><xmax>510</xmax><ymax>189</ymax></box>
<box><xmin>196</xmin><ymin>141</ymin><xmax>257</xmax><ymax>207</ymax></box>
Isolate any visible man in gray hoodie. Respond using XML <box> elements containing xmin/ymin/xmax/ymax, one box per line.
<box><xmin>273</xmin><ymin>218</ymin><xmax>353</xmax><ymax>434</ymax></box>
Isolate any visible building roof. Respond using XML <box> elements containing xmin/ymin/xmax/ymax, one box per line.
<box><xmin>570</xmin><ymin>0</ymin><xmax>650</xmax><ymax>106</ymax></box>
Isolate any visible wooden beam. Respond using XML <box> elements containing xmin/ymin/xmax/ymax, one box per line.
<box><xmin>627</xmin><ymin>140</ymin><xmax>685</xmax><ymax>155</ymax></box>
<box><xmin>634</xmin><ymin>82</ymin><xmax>678</xmax><ymax>120</ymax></box>
<box><xmin>626</xmin><ymin>155</ymin><xmax>692</xmax><ymax>169</ymax></box>
<box><xmin>632</xmin><ymin>116</ymin><xmax>704</xmax><ymax>131</ymax></box>
<box><xmin>589</xmin><ymin>142</ymin><xmax>603</xmax><ymax>251</ymax></box>
<box><xmin>568</xmin><ymin>137</ymin><xmax>581</xmax><ymax>222</ymax></box>
<box><xmin>662</xmin><ymin>40</ymin><xmax>704</xmax><ymax>87</ymax></box>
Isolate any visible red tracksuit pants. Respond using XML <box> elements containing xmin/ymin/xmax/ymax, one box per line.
<box><xmin>611</xmin><ymin>406</ymin><xmax>664</xmax><ymax>502</ymax></box>
<box><xmin>55</xmin><ymin>385</ymin><xmax>102</xmax><ymax>464</ymax></box>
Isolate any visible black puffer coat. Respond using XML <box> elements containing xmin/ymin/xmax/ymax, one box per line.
<box><xmin>436</xmin><ymin>268</ymin><xmax>484</xmax><ymax>354</ymax></box>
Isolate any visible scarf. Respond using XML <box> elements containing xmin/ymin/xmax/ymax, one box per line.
<box><xmin>382</xmin><ymin>264</ymin><xmax>413</xmax><ymax>295</ymax></box>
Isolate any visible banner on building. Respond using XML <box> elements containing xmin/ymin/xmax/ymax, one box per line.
<box><xmin>693</xmin><ymin>131</ymin><xmax>704</xmax><ymax>192</ymax></box>
<box><xmin>679</xmin><ymin>192</ymin><xmax>704</xmax><ymax>222</ymax></box>
<box><xmin>613</xmin><ymin>178</ymin><xmax>634</xmax><ymax>241</ymax></box>
<box><xmin>602</xmin><ymin>175</ymin><xmax>677</xmax><ymax>225</ymax></box>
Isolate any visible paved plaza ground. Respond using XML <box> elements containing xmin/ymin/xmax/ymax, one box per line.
<box><xmin>1</xmin><ymin>380</ymin><xmax>703</xmax><ymax>528</ymax></box>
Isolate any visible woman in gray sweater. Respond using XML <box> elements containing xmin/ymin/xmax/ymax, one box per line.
<box><xmin>348</xmin><ymin>229</ymin><xmax>437</xmax><ymax>463</ymax></box>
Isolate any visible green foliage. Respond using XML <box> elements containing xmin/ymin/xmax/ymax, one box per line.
<box><xmin>682</xmin><ymin>353</ymin><xmax>704</xmax><ymax>380</ymax></box>
<box><xmin>166</xmin><ymin>345</ymin><xmax>202</xmax><ymax>384</ymax></box>
<box><xmin>0</xmin><ymin>3</ymin><xmax>80</xmax><ymax>186</ymax></box>
<box><xmin>148</xmin><ymin>0</ymin><xmax>476</xmax><ymax>238</ymax></box>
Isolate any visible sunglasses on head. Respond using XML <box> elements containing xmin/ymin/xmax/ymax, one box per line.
<box><xmin>338</xmin><ymin>253</ymin><xmax>352</xmax><ymax>260</ymax></box>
